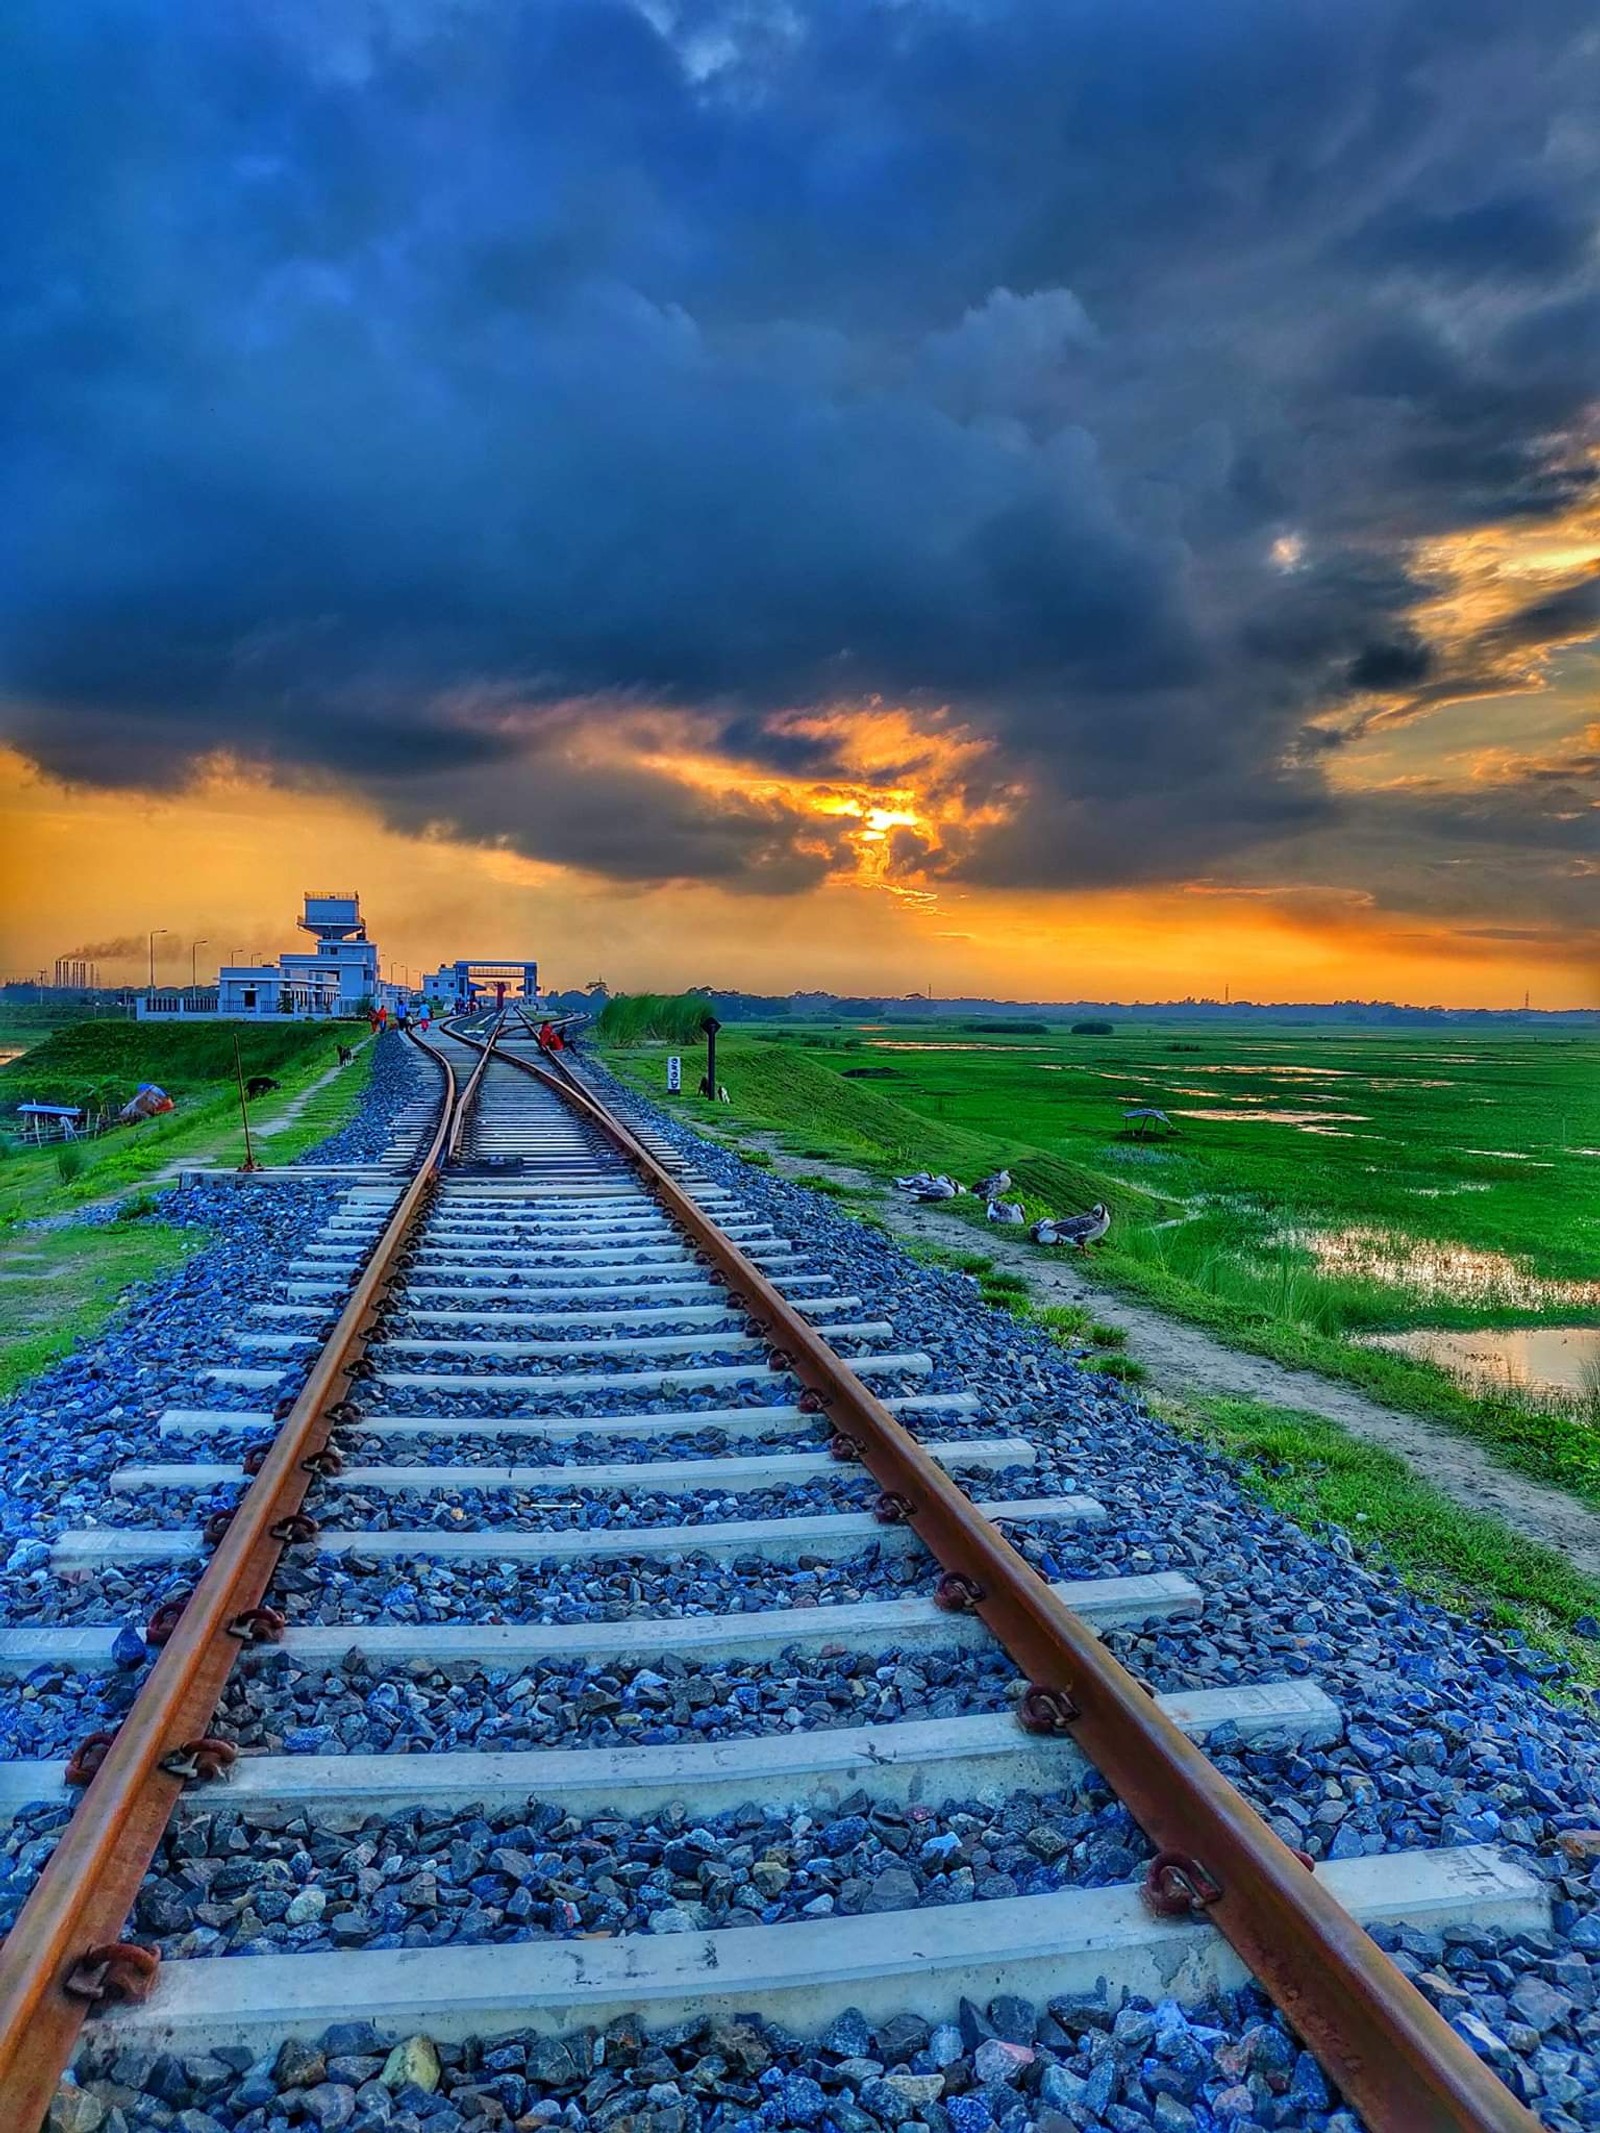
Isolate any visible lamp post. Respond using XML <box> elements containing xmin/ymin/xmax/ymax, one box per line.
<box><xmin>148</xmin><ymin>928</ymin><xmax>168</xmax><ymax>990</ymax></box>
<box><xmin>190</xmin><ymin>939</ymin><xmax>209</xmax><ymax>992</ymax></box>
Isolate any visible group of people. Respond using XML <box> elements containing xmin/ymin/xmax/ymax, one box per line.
<box><xmin>367</xmin><ymin>1001</ymin><xmax>433</xmax><ymax>1034</ymax></box>
<box><xmin>362</xmin><ymin>1000</ymin><xmax>575</xmax><ymax>1045</ymax></box>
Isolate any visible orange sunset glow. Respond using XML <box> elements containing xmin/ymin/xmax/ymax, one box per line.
<box><xmin>3</xmin><ymin>737</ymin><xmax>1592</xmax><ymax>1007</ymax></box>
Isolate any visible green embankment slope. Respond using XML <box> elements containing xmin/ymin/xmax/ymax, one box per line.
<box><xmin>607</xmin><ymin>1029</ymin><xmax>1148</xmax><ymax>1222</ymax></box>
<box><xmin>0</xmin><ymin>1022</ymin><xmax>377</xmax><ymax>1396</ymax></box>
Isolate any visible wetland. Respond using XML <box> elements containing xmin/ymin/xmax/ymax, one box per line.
<box><xmin>606</xmin><ymin>1014</ymin><xmax>1600</xmax><ymax>1511</ymax></box>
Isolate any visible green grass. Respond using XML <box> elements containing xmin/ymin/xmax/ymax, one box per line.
<box><xmin>1083</xmin><ymin>1353</ymin><xmax>1149</xmax><ymax>1383</ymax></box>
<box><xmin>1169</xmin><ymin>1394</ymin><xmax>1600</xmax><ymax>1684</ymax></box>
<box><xmin>615</xmin><ymin>1016</ymin><xmax>1600</xmax><ymax>1510</ymax></box>
<box><xmin>1099</xmin><ymin>1226</ymin><xmax>1600</xmax><ymax>1504</ymax></box>
<box><xmin>0</xmin><ymin>1032</ymin><xmax>380</xmax><ymax>1399</ymax></box>
<box><xmin>1</xmin><ymin>1019</ymin><xmax>336</xmax><ymax>1113</ymax></box>
<box><xmin>0</xmin><ymin>1033</ymin><xmax>375</xmax><ymax>1241</ymax></box>
<box><xmin>0</xmin><ymin>1208</ymin><xmax>204</xmax><ymax>1398</ymax></box>
<box><xmin>607</xmin><ymin>1031</ymin><xmax>1147</xmax><ymax>1223</ymax></box>
<box><xmin>896</xmin><ymin>1240</ymin><xmax>1129</xmax><ymax>1357</ymax></box>
<box><xmin>597</xmin><ymin>994</ymin><xmax>722</xmax><ymax>1045</ymax></box>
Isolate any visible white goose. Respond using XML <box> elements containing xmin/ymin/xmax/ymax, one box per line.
<box><xmin>971</xmin><ymin>1167</ymin><xmax>1012</xmax><ymax>1200</ymax></box>
<box><xmin>986</xmin><ymin>1198</ymin><xmax>1025</xmax><ymax>1225</ymax></box>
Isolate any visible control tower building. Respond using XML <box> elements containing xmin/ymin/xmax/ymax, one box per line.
<box><xmin>276</xmin><ymin>893</ymin><xmax>383</xmax><ymax>1011</ymax></box>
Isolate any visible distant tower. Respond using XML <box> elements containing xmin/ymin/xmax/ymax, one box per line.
<box><xmin>299</xmin><ymin>893</ymin><xmax>368</xmax><ymax>946</ymax></box>
<box><xmin>291</xmin><ymin>892</ymin><xmax>381</xmax><ymax>1011</ymax></box>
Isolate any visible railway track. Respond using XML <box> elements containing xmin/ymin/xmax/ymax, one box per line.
<box><xmin>0</xmin><ymin>1016</ymin><xmax>1551</xmax><ymax>2130</ymax></box>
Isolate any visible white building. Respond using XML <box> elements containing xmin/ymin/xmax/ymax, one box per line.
<box><xmin>140</xmin><ymin>893</ymin><xmax>388</xmax><ymax>1021</ymax></box>
<box><xmin>421</xmin><ymin>958</ymin><xmax>540</xmax><ymax>1012</ymax></box>
<box><xmin>264</xmin><ymin>893</ymin><xmax>380</xmax><ymax>1013</ymax></box>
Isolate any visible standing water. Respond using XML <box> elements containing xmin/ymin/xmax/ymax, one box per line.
<box><xmin>1359</xmin><ymin>1325</ymin><xmax>1600</xmax><ymax>1398</ymax></box>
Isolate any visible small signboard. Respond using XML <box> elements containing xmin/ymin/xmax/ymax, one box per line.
<box><xmin>666</xmin><ymin>1055</ymin><xmax>681</xmax><ymax>1093</ymax></box>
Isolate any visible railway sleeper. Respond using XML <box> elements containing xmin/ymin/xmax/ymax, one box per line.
<box><xmin>156</xmin><ymin>1390</ymin><xmax>982</xmax><ymax>1443</ymax></box>
<box><xmin>48</xmin><ymin>1491</ymin><xmax>1109</xmax><ymax>1568</ymax></box>
<box><xmin>0</xmin><ymin>1686</ymin><xmax>1343</xmax><ymax>1822</ymax></box>
<box><xmin>0</xmin><ymin>1570</ymin><xmax>1196</xmax><ymax>1674</ymax></box>
<box><xmin>75</xmin><ymin>1848</ymin><xmax>1547</xmax><ymax>2057</ymax></box>
<box><xmin>111</xmin><ymin>1437</ymin><xmax>1038</xmax><ymax>1495</ymax></box>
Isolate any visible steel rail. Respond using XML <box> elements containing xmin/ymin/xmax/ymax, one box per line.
<box><xmin>476</xmin><ymin>1023</ymin><xmax>1538</xmax><ymax>2133</ymax></box>
<box><xmin>0</xmin><ymin>1024</ymin><xmax>495</xmax><ymax>2132</ymax></box>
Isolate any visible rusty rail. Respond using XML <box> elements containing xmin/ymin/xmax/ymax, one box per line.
<box><xmin>477</xmin><ymin>1022</ymin><xmax>1538</xmax><ymax>2133</ymax></box>
<box><xmin>0</xmin><ymin>1024</ymin><xmax>494</xmax><ymax>2131</ymax></box>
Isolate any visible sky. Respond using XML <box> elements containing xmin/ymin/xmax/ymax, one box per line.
<box><xmin>0</xmin><ymin>0</ymin><xmax>1596</xmax><ymax>1005</ymax></box>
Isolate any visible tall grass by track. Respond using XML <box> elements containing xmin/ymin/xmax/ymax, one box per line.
<box><xmin>1105</xmin><ymin>1222</ymin><xmax>1600</xmax><ymax>1504</ymax></box>
<box><xmin>0</xmin><ymin>1033</ymin><xmax>377</xmax><ymax>1396</ymax></box>
<box><xmin>606</xmin><ymin>1014</ymin><xmax>1600</xmax><ymax>1513</ymax></box>
<box><xmin>596</xmin><ymin>995</ymin><xmax>721</xmax><ymax>1046</ymax></box>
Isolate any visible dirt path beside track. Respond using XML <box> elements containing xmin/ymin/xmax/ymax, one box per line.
<box><xmin>740</xmin><ymin>1133</ymin><xmax>1600</xmax><ymax>1581</ymax></box>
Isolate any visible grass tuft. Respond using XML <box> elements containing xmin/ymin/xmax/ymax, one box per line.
<box><xmin>596</xmin><ymin>995</ymin><xmax>717</xmax><ymax>1046</ymax></box>
<box><xmin>1084</xmin><ymin>1353</ymin><xmax>1149</xmax><ymax>1383</ymax></box>
<box><xmin>1169</xmin><ymin>1393</ymin><xmax>1600</xmax><ymax>1684</ymax></box>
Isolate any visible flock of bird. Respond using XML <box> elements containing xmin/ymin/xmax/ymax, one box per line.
<box><xmin>890</xmin><ymin>1164</ymin><xmax>1112</xmax><ymax>1248</ymax></box>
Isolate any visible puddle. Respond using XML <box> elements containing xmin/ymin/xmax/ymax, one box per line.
<box><xmin>0</xmin><ymin>1047</ymin><xmax>22</xmax><ymax>1066</ymax></box>
<box><xmin>1292</xmin><ymin>1225</ymin><xmax>1600</xmax><ymax>1309</ymax></box>
<box><xmin>1172</xmin><ymin>1108</ymin><xmax>1371</xmax><ymax>1128</ymax></box>
<box><xmin>868</xmin><ymin>1041</ymin><xmax>1052</xmax><ymax>1053</ymax></box>
<box><xmin>1408</xmin><ymin>1184</ymin><xmax>1493</xmax><ymax>1196</ymax></box>
<box><xmin>1463</xmin><ymin>1150</ymin><xmax>1555</xmax><ymax>1166</ymax></box>
<box><xmin>1358</xmin><ymin>1325</ymin><xmax>1600</xmax><ymax>1398</ymax></box>
<box><xmin>1180</xmin><ymin>1064</ymin><xmax>1357</xmax><ymax>1080</ymax></box>
<box><xmin>1365</xmin><ymin>1078</ymin><xmax>1454</xmax><ymax>1090</ymax></box>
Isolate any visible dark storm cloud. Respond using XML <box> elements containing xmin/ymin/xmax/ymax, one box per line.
<box><xmin>1348</xmin><ymin>637</ymin><xmax>1434</xmax><ymax>692</ymax></box>
<box><xmin>1341</xmin><ymin>192</ymin><xmax>1595</xmax><ymax>284</ymax></box>
<box><xmin>0</xmin><ymin>0</ymin><xmax>1596</xmax><ymax>907</ymax></box>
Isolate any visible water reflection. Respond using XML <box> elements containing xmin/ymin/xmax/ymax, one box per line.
<box><xmin>1181</xmin><ymin>1064</ymin><xmax>1357</xmax><ymax>1079</ymax></box>
<box><xmin>1294</xmin><ymin>1224</ymin><xmax>1600</xmax><ymax>1308</ymax></box>
<box><xmin>1359</xmin><ymin>1325</ymin><xmax>1600</xmax><ymax>1397</ymax></box>
<box><xmin>1173</xmin><ymin>1108</ymin><xmax>1371</xmax><ymax>1128</ymax></box>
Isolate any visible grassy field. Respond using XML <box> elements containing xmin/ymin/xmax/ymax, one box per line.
<box><xmin>0</xmin><ymin>1022</ymin><xmax>378</xmax><ymax>1394</ymax></box>
<box><xmin>604</xmin><ymin>1015</ymin><xmax>1600</xmax><ymax>1502</ymax></box>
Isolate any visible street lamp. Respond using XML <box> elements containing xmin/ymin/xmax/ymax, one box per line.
<box><xmin>190</xmin><ymin>939</ymin><xmax>209</xmax><ymax>991</ymax></box>
<box><xmin>148</xmin><ymin>928</ymin><xmax>169</xmax><ymax>990</ymax></box>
